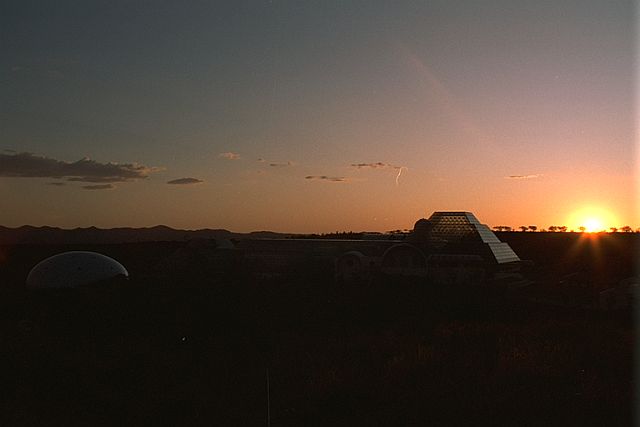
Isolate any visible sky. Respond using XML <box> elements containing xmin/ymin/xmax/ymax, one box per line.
<box><xmin>1</xmin><ymin>0</ymin><xmax>637</xmax><ymax>232</ymax></box>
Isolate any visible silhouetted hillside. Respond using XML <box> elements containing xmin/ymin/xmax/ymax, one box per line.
<box><xmin>0</xmin><ymin>225</ymin><xmax>292</xmax><ymax>245</ymax></box>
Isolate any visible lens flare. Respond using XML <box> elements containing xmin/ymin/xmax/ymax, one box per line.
<box><xmin>566</xmin><ymin>206</ymin><xmax>617</xmax><ymax>232</ymax></box>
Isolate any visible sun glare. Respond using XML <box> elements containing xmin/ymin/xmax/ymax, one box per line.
<box><xmin>583</xmin><ymin>217</ymin><xmax>603</xmax><ymax>233</ymax></box>
<box><xmin>566</xmin><ymin>206</ymin><xmax>617</xmax><ymax>233</ymax></box>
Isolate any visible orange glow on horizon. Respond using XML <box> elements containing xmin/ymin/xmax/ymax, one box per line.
<box><xmin>566</xmin><ymin>206</ymin><xmax>618</xmax><ymax>232</ymax></box>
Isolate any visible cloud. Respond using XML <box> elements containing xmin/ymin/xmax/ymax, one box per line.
<box><xmin>350</xmin><ymin>162</ymin><xmax>407</xmax><ymax>185</ymax></box>
<box><xmin>305</xmin><ymin>175</ymin><xmax>348</xmax><ymax>182</ymax></box>
<box><xmin>269</xmin><ymin>161</ymin><xmax>293</xmax><ymax>167</ymax></box>
<box><xmin>66</xmin><ymin>176</ymin><xmax>124</xmax><ymax>183</ymax></box>
<box><xmin>219</xmin><ymin>152</ymin><xmax>240</xmax><ymax>160</ymax></box>
<box><xmin>256</xmin><ymin>158</ymin><xmax>292</xmax><ymax>167</ymax></box>
<box><xmin>82</xmin><ymin>184</ymin><xmax>114</xmax><ymax>190</ymax></box>
<box><xmin>167</xmin><ymin>177</ymin><xmax>204</xmax><ymax>185</ymax></box>
<box><xmin>0</xmin><ymin>152</ymin><xmax>158</xmax><ymax>183</ymax></box>
<box><xmin>505</xmin><ymin>174</ymin><xmax>542</xmax><ymax>180</ymax></box>
<box><xmin>46</xmin><ymin>182</ymin><xmax>66</xmax><ymax>186</ymax></box>
<box><xmin>351</xmin><ymin>162</ymin><xmax>401</xmax><ymax>169</ymax></box>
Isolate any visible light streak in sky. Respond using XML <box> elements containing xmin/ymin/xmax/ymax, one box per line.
<box><xmin>400</xmin><ymin>45</ymin><xmax>499</xmax><ymax>157</ymax></box>
<box><xmin>395</xmin><ymin>166</ymin><xmax>407</xmax><ymax>186</ymax></box>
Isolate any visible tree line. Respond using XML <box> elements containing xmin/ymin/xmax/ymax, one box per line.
<box><xmin>492</xmin><ymin>225</ymin><xmax>638</xmax><ymax>233</ymax></box>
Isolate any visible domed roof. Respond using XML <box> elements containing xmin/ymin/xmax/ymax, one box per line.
<box><xmin>215</xmin><ymin>238</ymin><xmax>235</xmax><ymax>249</ymax></box>
<box><xmin>26</xmin><ymin>251</ymin><xmax>129</xmax><ymax>290</ymax></box>
<box><xmin>409</xmin><ymin>218</ymin><xmax>432</xmax><ymax>243</ymax></box>
<box><xmin>382</xmin><ymin>243</ymin><xmax>427</xmax><ymax>265</ymax></box>
<box><xmin>339</xmin><ymin>250</ymin><xmax>366</xmax><ymax>259</ymax></box>
<box><xmin>413</xmin><ymin>218</ymin><xmax>431</xmax><ymax>232</ymax></box>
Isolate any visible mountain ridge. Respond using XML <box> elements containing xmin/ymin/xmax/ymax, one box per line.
<box><xmin>0</xmin><ymin>225</ymin><xmax>291</xmax><ymax>245</ymax></box>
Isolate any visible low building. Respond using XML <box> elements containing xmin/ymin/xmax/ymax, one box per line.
<box><xmin>206</xmin><ymin>211</ymin><xmax>525</xmax><ymax>287</ymax></box>
<box><xmin>341</xmin><ymin>211</ymin><xmax>523</xmax><ymax>286</ymax></box>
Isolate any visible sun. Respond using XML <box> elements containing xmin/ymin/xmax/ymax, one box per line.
<box><xmin>583</xmin><ymin>217</ymin><xmax>603</xmax><ymax>233</ymax></box>
<box><xmin>566</xmin><ymin>206</ymin><xmax>617</xmax><ymax>233</ymax></box>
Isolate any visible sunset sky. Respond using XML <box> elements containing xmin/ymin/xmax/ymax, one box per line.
<box><xmin>1</xmin><ymin>1</ymin><xmax>637</xmax><ymax>232</ymax></box>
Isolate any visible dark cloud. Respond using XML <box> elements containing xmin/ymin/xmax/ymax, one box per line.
<box><xmin>167</xmin><ymin>177</ymin><xmax>204</xmax><ymax>185</ymax></box>
<box><xmin>46</xmin><ymin>182</ymin><xmax>66</xmax><ymax>186</ymax></box>
<box><xmin>305</xmin><ymin>175</ymin><xmax>348</xmax><ymax>182</ymax></box>
<box><xmin>351</xmin><ymin>162</ymin><xmax>402</xmax><ymax>170</ymax></box>
<box><xmin>66</xmin><ymin>176</ymin><xmax>123</xmax><ymax>183</ymax></box>
<box><xmin>269</xmin><ymin>161</ymin><xmax>293</xmax><ymax>167</ymax></box>
<box><xmin>0</xmin><ymin>152</ymin><xmax>158</xmax><ymax>183</ymax></box>
<box><xmin>82</xmin><ymin>184</ymin><xmax>114</xmax><ymax>190</ymax></box>
<box><xmin>505</xmin><ymin>174</ymin><xmax>542</xmax><ymax>180</ymax></box>
<box><xmin>351</xmin><ymin>162</ymin><xmax>408</xmax><ymax>185</ymax></box>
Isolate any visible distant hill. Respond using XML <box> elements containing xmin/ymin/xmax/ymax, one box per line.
<box><xmin>0</xmin><ymin>225</ymin><xmax>292</xmax><ymax>245</ymax></box>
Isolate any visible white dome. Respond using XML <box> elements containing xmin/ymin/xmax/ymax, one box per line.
<box><xmin>26</xmin><ymin>251</ymin><xmax>129</xmax><ymax>290</ymax></box>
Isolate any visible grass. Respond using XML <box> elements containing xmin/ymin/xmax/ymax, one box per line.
<box><xmin>0</xmin><ymin>237</ymin><xmax>635</xmax><ymax>426</ymax></box>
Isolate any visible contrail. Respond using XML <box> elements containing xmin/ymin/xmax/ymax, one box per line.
<box><xmin>395</xmin><ymin>167</ymin><xmax>407</xmax><ymax>185</ymax></box>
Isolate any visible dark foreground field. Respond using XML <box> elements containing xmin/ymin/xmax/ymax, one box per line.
<box><xmin>0</xmin><ymin>233</ymin><xmax>636</xmax><ymax>426</ymax></box>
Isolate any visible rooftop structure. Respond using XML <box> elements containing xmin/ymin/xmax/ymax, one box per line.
<box><xmin>413</xmin><ymin>212</ymin><xmax>520</xmax><ymax>265</ymax></box>
<box><xmin>26</xmin><ymin>251</ymin><xmax>129</xmax><ymax>290</ymax></box>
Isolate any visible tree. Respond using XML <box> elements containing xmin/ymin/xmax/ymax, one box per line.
<box><xmin>528</xmin><ymin>225</ymin><xmax>537</xmax><ymax>232</ymax></box>
<box><xmin>621</xmin><ymin>225</ymin><xmax>632</xmax><ymax>233</ymax></box>
<box><xmin>548</xmin><ymin>226</ymin><xmax>557</xmax><ymax>232</ymax></box>
<box><xmin>610</xmin><ymin>227</ymin><xmax>618</xmax><ymax>233</ymax></box>
<box><xmin>558</xmin><ymin>226</ymin><xmax>567</xmax><ymax>232</ymax></box>
<box><xmin>578</xmin><ymin>226</ymin><xmax>586</xmax><ymax>233</ymax></box>
<box><xmin>519</xmin><ymin>226</ymin><xmax>528</xmax><ymax>232</ymax></box>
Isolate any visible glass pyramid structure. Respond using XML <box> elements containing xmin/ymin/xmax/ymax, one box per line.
<box><xmin>422</xmin><ymin>212</ymin><xmax>520</xmax><ymax>264</ymax></box>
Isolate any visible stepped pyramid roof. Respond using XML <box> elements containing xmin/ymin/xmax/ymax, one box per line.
<box><xmin>417</xmin><ymin>212</ymin><xmax>520</xmax><ymax>264</ymax></box>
